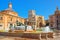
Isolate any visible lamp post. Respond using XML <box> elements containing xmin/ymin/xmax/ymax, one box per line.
<box><xmin>32</xmin><ymin>17</ymin><xmax>36</xmax><ymax>30</ymax></box>
<box><xmin>34</xmin><ymin>21</ymin><xmax>36</xmax><ymax>30</ymax></box>
<box><xmin>26</xmin><ymin>19</ymin><xmax>28</xmax><ymax>25</ymax></box>
<box><xmin>25</xmin><ymin>19</ymin><xmax>28</xmax><ymax>31</ymax></box>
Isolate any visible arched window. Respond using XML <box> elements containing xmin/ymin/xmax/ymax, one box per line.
<box><xmin>0</xmin><ymin>16</ymin><xmax>3</xmax><ymax>20</ymax></box>
<box><xmin>11</xmin><ymin>18</ymin><xmax>12</xmax><ymax>21</ymax></box>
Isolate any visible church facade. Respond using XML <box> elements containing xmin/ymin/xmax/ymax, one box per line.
<box><xmin>49</xmin><ymin>7</ymin><xmax>60</xmax><ymax>30</ymax></box>
<box><xmin>0</xmin><ymin>2</ymin><xmax>45</xmax><ymax>31</ymax></box>
<box><xmin>25</xmin><ymin>10</ymin><xmax>45</xmax><ymax>29</ymax></box>
<box><xmin>0</xmin><ymin>3</ymin><xmax>25</xmax><ymax>31</ymax></box>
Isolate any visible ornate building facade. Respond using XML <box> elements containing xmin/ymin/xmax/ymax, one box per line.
<box><xmin>25</xmin><ymin>10</ymin><xmax>45</xmax><ymax>29</ymax></box>
<box><xmin>0</xmin><ymin>3</ymin><xmax>25</xmax><ymax>31</ymax></box>
<box><xmin>36</xmin><ymin>15</ymin><xmax>45</xmax><ymax>28</ymax></box>
<box><xmin>49</xmin><ymin>7</ymin><xmax>60</xmax><ymax>30</ymax></box>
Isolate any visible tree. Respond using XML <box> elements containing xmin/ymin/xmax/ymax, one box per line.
<box><xmin>9</xmin><ymin>24</ymin><xmax>13</xmax><ymax>29</ymax></box>
<box><xmin>16</xmin><ymin>20</ymin><xmax>19</xmax><ymax>26</ymax></box>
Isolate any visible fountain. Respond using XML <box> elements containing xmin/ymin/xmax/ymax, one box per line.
<box><xmin>41</xmin><ymin>26</ymin><xmax>53</xmax><ymax>32</ymax></box>
<box><xmin>14</xmin><ymin>25</ymin><xmax>33</xmax><ymax>31</ymax></box>
<box><xmin>26</xmin><ymin>26</ymin><xmax>33</xmax><ymax>31</ymax></box>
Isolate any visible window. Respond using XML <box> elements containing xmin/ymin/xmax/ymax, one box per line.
<box><xmin>11</xmin><ymin>18</ymin><xmax>12</xmax><ymax>21</ymax></box>
<box><xmin>0</xmin><ymin>25</ymin><xmax>2</xmax><ymax>27</ymax></box>
<box><xmin>0</xmin><ymin>16</ymin><xmax>3</xmax><ymax>20</ymax></box>
<box><xmin>0</xmin><ymin>24</ymin><xmax>3</xmax><ymax>27</ymax></box>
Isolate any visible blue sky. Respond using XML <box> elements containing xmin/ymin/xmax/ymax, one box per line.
<box><xmin>0</xmin><ymin>0</ymin><xmax>60</xmax><ymax>20</ymax></box>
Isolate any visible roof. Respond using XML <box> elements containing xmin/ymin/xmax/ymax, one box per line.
<box><xmin>0</xmin><ymin>9</ymin><xmax>18</xmax><ymax>16</ymax></box>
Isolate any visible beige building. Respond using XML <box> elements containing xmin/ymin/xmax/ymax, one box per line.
<box><xmin>36</xmin><ymin>15</ymin><xmax>45</xmax><ymax>28</ymax></box>
<box><xmin>25</xmin><ymin>10</ymin><xmax>45</xmax><ymax>29</ymax></box>
<box><xmin>49</xmin><ymin>7</ymin><xmax>60</xmax><ymax>30</ymax></box>
<box><xmin>0</xmin><ymin>3</ymin><xmax>25</xmax><ymax>31</ymax></box>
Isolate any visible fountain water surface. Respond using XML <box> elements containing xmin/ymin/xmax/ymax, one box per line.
<box><xmin>42</xmin><ymin>26</ymin><xmax>53</xmax><ymax>32</ymax></box>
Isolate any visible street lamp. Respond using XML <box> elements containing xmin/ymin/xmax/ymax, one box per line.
<box><xmin>26</xmin><ymin>19</ymin><xmax>28</xmax><ymax>25</ymax></box>
<box><xmin>25</xmin><ymin>19</ymin><xmax>28</xmax><ymax>31</ymax></box>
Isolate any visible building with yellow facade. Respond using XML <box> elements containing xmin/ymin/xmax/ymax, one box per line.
<box><xmin>36</xmin><ymin>15</ymin><xmax>45</xmax><ymax>28</ymax></box>
<box><xmin>25</xmin><ymin>10</ymin><xmax>45</xmax><ymax>29</ymax></box>
<box><xmin>0</xmin><ymin>2</ymin><xmax>45</xmax><ymax>31</ymax></box>
<box><xmin>0</xmin><ymin>3</ymin><xmax>25</xmax><ymax>31</ymax></box>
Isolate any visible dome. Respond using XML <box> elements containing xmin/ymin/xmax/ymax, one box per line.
<box><xmin>0</xmin><ymin>2</ymin><xmax>18</xmax><ymax>16</ymax></box>
<box><xmin>0</xmin><ymin>10</ymin><xmax>18</xmax><ymax>16</ymax></box>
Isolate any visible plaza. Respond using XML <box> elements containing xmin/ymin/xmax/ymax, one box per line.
<box><xmin>0</xmin><ymin>0</ymin><xmax>60</xmax><ymax>40</ymax></box>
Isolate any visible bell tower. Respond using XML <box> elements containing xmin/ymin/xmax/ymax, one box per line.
<box><xmin>55</xmin><ymin>6</ymin><xmax>59</xmax><ymax>14</ymax></box>
<box><xmin>28</xmin><ymin>10</ymin><xmax>35</xmax><ymax>18</ymax></box>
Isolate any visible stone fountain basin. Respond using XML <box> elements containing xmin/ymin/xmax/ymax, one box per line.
<box><xmin>0</xmin><ymin>32</ymin><xmax>54</xmax><ymax>39</ymax></box>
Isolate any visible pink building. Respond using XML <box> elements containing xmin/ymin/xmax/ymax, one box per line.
<box><xmin>49</xmin><ymin>7</ymin><xmax>60</xmax><ymax>30</ymax></box>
